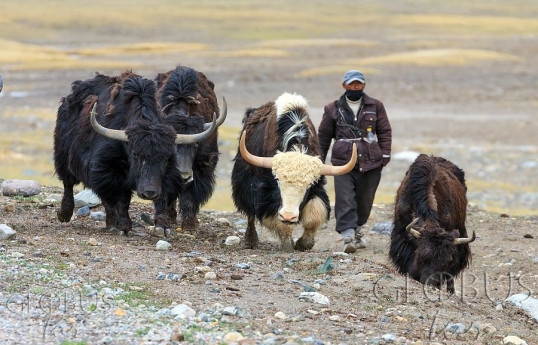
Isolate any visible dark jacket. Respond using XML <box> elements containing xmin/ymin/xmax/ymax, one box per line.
<box><xmin>318</xmin><ymin>93</ymin><xmax>392</xmax><ymax>172</ymax></box>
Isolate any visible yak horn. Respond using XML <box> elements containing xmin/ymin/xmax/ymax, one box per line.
<box><xmin>176</xmin><ymin>111</ymin><xmax>216</xmax><ymax>144</ymax></box>
<box><xmin>203</xmin><ymin>96</ymin><xmax>227</xmax><ymax>130</ymax></box>
<box><xmin>239</xmin><ymin>131</ymin><xmax>273</xmax><ymax>169</ymax></box>
<box><xmin>319</xmin><ymin>143</ymin><xmax>357</xmax><ymax>176</ymax></box>
<box><xmin>90</xmin><ymin>102</ymin><xmax>129</xmax><ymax>142</ymax></box>
<box><xmin>453</xmin><ymin>231</ymin><xmax>476</xmax><ymax>245</ymax></box>
<box><xmin>406</xmin><ymin>218</ymin><xmax>421</xmax><ymax>238</ymax></box>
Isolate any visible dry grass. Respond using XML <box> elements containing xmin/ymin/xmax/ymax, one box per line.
<box><xmin>348</xmin><ymin>49</ymin><xmax>521</xmax><ymax>67</ymax></box>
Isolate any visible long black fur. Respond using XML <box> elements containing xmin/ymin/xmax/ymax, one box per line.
<box><xmin>54</xmin><ymin>72</ymin><xmax>181</xmax><ymax>234</ymax></box>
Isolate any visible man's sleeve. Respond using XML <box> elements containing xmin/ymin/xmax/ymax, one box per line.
<box><xmin>376</xmin><ymin>101</ymin><xmax>392</xmax><ymax>159</ymax></box>
<box><xmin>318</xmin><ymin>104</ymin><xmax>336</xmax><ymax>163</ymax></box>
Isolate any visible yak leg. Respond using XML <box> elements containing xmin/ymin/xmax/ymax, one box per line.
<box><xmin>57</xmin><ymin>182</ymin><xmax>75</xmax><ymax>223</ymax></box>
<box><xmin>116</xmin><ymin>193</ymin><xmax>132</xmax><ymax>236</ymax></box>
<box><xmin>295</xmin><ymin>196</ymin><xmax>327</xmax><ymax>251</ymax></box>
<box><xmin>154</xmin><ymin>194</ymin><xmax>176</xmax><ymax>230</ymax></box>
<box><xmin>244</xmin><ymin>215</ymin><xmax>259</xmax><ymax>249</ymax></box>
<box><xmin>262</xmin><ymin>216</ymin><xmax>294</xmax><ymax>252</ymax></box>
<box><xmin>179</xmin><ymin>198</ymin><xmax>199</xmax><ymax>232</ymax></box>
<box><xmin>102</xmin><ymin>201</ymin><xmax>118</xmax><ymax>230</ymax></box>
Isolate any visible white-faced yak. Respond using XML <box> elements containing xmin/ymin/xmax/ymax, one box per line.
<box><xmin>231</xmin><ymin>92</ymin><xmax>356</xmax><ymax>252</ymax></box>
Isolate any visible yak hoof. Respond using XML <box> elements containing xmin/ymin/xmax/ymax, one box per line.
<box><xmin>294</xmin><ymin>237</ymin><xmax>315</xmax><ymax>251</ymax></box>
<box><xmin>280</xmin><ymin>239</ymin><xmax>295</xmax><ymax>253</ymax></box>
<box><xmin>244</xmin><ymin>240</ymin><xmax>258</xmax><ymax>249</ymax></box>
<box><xmin>57</xmin><ymin>210</ymin><xmax>72</xmax><ymax>223</ymax></box>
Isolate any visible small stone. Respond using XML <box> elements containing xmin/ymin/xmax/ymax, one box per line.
<box><xmin>1</xmin><ymin>179</ymin><xmax>41</xmax><ymax>196</ymax></box>
<box><xmin>32</xmin><ymin>250</ymin><xmax>45</xmax><ymax>257</ymax></box>
<box><xmin>230</xmin><ymin>274</ymin><xmax>242</xmax><ymax>280</ymax></box>
<box><xmin>225</xmin><ymin>236</ymin><xmax>241</xmax><ymax>246</ymax></box>
<box><xmin>234</xmin><ymin>263</ymin><xmax>251</xmax><ymax>269</ymax></box>
<box><xmin>328</xmin><ymin>315</ymin><xmax>340</xmax><ymax>322</ymax></box>
<box><xmin>140</xmin><ymin>213</ymin><xmax>154</xmax><ymax>225</ymax></box>
<box><xmin>170</xmin><ymin>304</ymin><xmax>196</xmax><ymax>318</ymax></box>
<box><xmin>90</xmin><ymin>211</ymin><xmax>106</xmax><ymax>220</ymax></box>
<box><xmin>77</xmin><ymin>206</ymin><xmax>90</xmax><ymax>217</ymax></box>
<box><xmin>10</xmin><ymin>252</ymin><xmax>24</xmax><ymax>259</ymax></box>
<box><xmin>523</xmin><ymin>234</ymin><xmax>533</xmax><ymax>239</ymax></box>
<box><xmin>74</xmin><ymin>189</ymin><xmax>101</xmax><ymax>208</ymax></box>
<box><xmin>0</xmin><ymin>224</ymin><xmax>16</xmax><ymax>240</ymax></box>
<box><xmin>382</xmin><ymin>334</ymin><xmax>397</xmax><ymax>342</ymax></box>
<box><xmin>298</xmin><ymin>292</ymin><xmax>330</xmax><ymax>305</ymax></box>
<box><xmin>222</xmin><ymin>306</ymin><xmax>239</xmax><ymax>315</ymax></box>
<box><xmin>205</xmin><ymin>272</ymin><xmax>217</xmax><ymax>280</ymax></box>
<box><xmin>3</xmin><ymin>203</ymin><xmax>16</xmax><ymax>212</ymax></box>
<box><xmin>273</xmin><ymin>271</ymin><xmax>285</xmax><ymax>280</ymax></box>
<box><xmin>217</xmin><ymin>218</ymin><xmax>232</xmax><ymax>227</ymax></box>
<box><xmin>496</xmin><ymin>304</ymin><xmax>503</xmax><ymax>311</ymax></box>
<box><xmin>156</xmin><ymin>240</ymin><xmax>171</xmax><ymax>250</ymax></box>
<box><xmin>129</xmin><ymin>286</ymin><xmax>144</xmax><ymax>291</ymax></box>
<box><xmin>223</xmin><ymin>332</ymin><xmax>244</xmax><ymax>342</ymax></box>
<box><xmin>87</xmin><ymin>238</ymin><xmax>99</xmax><ymax>246</ymax></box>
<box><xmin>445</xmin><ymin>323</ymin><xmax>466</xmax><ymax>334</ymax></box>
<box><xmin>503</xmin><ymin>335</ymin><xmax>528</xmax><ymax>345</ymax></box>
<box><xmin>274</xmin><ymin>311</ymin><xmax>287</xmax><ymax>320</ymax></box>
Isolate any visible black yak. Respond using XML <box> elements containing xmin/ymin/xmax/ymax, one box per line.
<box><xmin>153</xmin><ymin>66</ymin><xmax>226</xmax><ymax>232</ymax></box>
<box><xmin>231</xmin><ymin>92</ymin><xmax>356</xmax><ymax>252</ymax></box>
<box><xmin>54</xmin><ymin>71</ymin><xmax>213</xmax><ymax>235</ymax></box>
<box><xmin>389</xmin><ymin>154</ymin><xmax>476</xmax><ymax>293</ymax></box>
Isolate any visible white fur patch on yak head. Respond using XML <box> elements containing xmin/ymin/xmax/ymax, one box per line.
<box><xmin>272</xmin><ymin>146</ymin><xmax>323</xmax><ymax>223</ymax></box>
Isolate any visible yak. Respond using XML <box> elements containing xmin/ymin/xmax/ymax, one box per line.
<box><xmin>153</xmin><ymin>66</ymin><xmax>226</xmax><ymax>232</ymax></box>
<box><xmin>389</xmin><ymin>154</ymin><xmax>476</xmax><ymax>293</ymax></box>
<box><xmin>231</xmin><ymin>92</ymin><xmax>356</xmax><ymax>252</ymax></box>
<box><xmin>54</xmin><ymin>71</ymin><xmax>213</xmax><ymax>235</ymax></box>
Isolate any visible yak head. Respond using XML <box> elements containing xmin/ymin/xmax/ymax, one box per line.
<box><xmin>90</xmin><ymin>102</ymin><xmax>213</xmax><ymax>199</ymax></box>
<box><xmin>239</xmin><ymin>132</ymin><xmax>357</xmax><ymax>223</ymax></box>
<box><xmin>162</xmin><ymin>98</ymin><xmax>226</xmax><ymax>183</ymax></box>
<box><xmin>406</xmin><ymin>218</ymin><xmax>476</xmax><ymax>290</ymax></box>
<box><xmin>159</xmin><ymin>67</ymin><xmax>226</xmax><ymax>183</ymax></box>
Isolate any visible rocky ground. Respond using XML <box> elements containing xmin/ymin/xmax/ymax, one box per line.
<box><xmin>0</xmin><ymin>186</ymin><xmax>536</xmax><ymax>345</ymax></box>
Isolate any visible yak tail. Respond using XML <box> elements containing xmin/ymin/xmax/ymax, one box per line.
<box><xmin>122</xmin><ymin>77</ymin><xmax>158</xmax><ymax>121</ymax></box>
<box><xmin>407</xmin><ymin>154</ymin><xmax>440</xmax><ymax>222</ymax></box>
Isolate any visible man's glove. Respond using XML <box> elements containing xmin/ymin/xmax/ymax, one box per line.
<box><xmin>382</xmin><ymin>154</ymin><xmax>391</xmax><ymax>166</ymax></box>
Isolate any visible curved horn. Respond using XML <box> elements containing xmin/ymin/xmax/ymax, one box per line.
<box><xmin>406</xmin><ymin>218</ymin><xmax>421</xmax><ymax>238</ymax></box>
<box><xmin>453</xmin><ymin>231</ymin><xmax>476</xmax><ymax>245</ymax></box>
<box><xmin>319</xmin><ymin>143</ymin><xmax>357</xmax><ymax>176</ymax></box>
<box><xmin>239</xmin><ymin>131</ymin><xmax>273</xmax><ymax>169</ymax></box>
<box><xmin>90</xmin><ymin>102</ymin><xmax>128</xmax><ymax>142</ymax></box>
<box><xmin>175</xmin><ymin>111</ymin><xmax>216</xmax><ymax>145</ymax></box>
<box><xmin>203</xmin><ymin>96</ymin><xmax>227</xmax><ymax>130</ymax></box>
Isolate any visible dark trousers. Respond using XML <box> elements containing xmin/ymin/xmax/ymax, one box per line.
<box><xmin>334</xmin><ymin>166</ymin><xmax>383</xmax><ymax>233</ymax></box>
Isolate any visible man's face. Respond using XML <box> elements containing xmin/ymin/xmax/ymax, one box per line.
<box><xmin>342</xmin><ymin>80</ymin><xmax>365</xmax><ymax>91</ymax></box>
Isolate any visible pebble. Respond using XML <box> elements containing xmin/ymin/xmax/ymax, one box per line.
<box><xmin>328</xmin><ymin>315</ymin><xmax>340</xmax><ymax>322</ymax></box>
<box><xmin>87</xmin><ymin>238</ymin><xmax>99</xmax><ymax>246</ymax></box>
<box><xmin>1</xmin><ymin>179</ymin><xmax>41</xmax><ymax>196</ymax></box>
<box><xmin>370</xmin><ymin>221</ymin><xmax>394</xmax><ymax>235</ymax></box>
<box><xmin>0</xmin><ymin>224</ymin><xmax>16</xmax><ymax>240</ymax></box>
<box><xmin>91</xmin><ymin>211</ymin><xmax>106</xmax><ymax>220</ymax></box>
<box><xmin>77</xmin><ymin>206</ymin><xmax>90</xmax><ymax>217</ymax></box>
<box><xmin>503</xmin><ymin>335</ymin><xmax>528</xmax><ymax>345</ymax></box>
<box><xmin>445</xmin><ymin>323</ymin><xmax>466</xmax><ymax>334</ymax></box>
<box><xmin>234</xmin><ymin>263</ymin><xmax>251</xmax><ymax>269</ymax></box>
<box><xmin>205</xmin><ymin>272</ymin><xmax>217</xmax><ymax>280</ymax></box>
<box><xmin>170</xmin><ymin>304</ymin><xmax>196</xmax><ymax>318</ymax></box>
<box><xmin>156</xmin><ymin>240</ymin><xmax>171</xmax><ymax>250</ymax></box>
<box><xmin>3</xmin><ymin>203</ymin><xmax>15</xmax><ymax>212</ymax></box>
<box><xmin>223</xmin><ymin>332</ymin><xmax>244</xmax><ymax>342</ymax></box>
<box><xmin>9</xmin><ymin>252</ymin><xmax>24</xmax><ymax>259</ymax></box>
<box><xmin>225</xmin><ymin>235</ymin><xmax>241</xmax><ymax>246</ymax></box>
<box><xmin>74</xmin><ymin>189</ymin><xmax>101</xmax><ymax>208</ymax></box>
<box><xmin>274</xmin><ymin>311</ymin><xmax>287</xmax><ymax>320</ymax></box>
<box><xmin>382</xmin><ymin>334</ymin><xmax>397</xmax><ymax>342</ymax></box>
<box><xmin>298</xmin><ymin>292</ymin><xmax>330</xmax><ymax>306</ymax></box>
<box><xmin>217</xmin><ymin>218</ymin><xmax>232</xmax><ymax>227</ymax></box>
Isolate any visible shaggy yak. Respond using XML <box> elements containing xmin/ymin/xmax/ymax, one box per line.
<box><xmin>153</xmin><ymin>66</ymin><xmax>226</xmax><ymax>231</ymax></box>
<box><xmin>389</xmin><ymin>154</ymin><xmax>476</xmax><ymax>293</ymax></box>
<box><xmin>54</xmin><ymin>71</ymin><xmax>210</xmax><ymax>235</ymax></box>
<box><xmin>231</xmin><ymin>92</ymin><xmax>356</xmax><ymax>252</ymax></box>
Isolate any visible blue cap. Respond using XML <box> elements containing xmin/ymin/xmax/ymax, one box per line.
<box><xmin>343</xmin><ymin>70</ymin><xmax>365</xmax><ymax>85</ymax></box>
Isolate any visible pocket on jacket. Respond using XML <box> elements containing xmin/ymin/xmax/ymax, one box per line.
<box><xmin>365</xmin><ymin>141</ymin><xmax>383</xmax><ymax>162</ymax></box>
<box><xmin>363</xmin><ymin>112</ymin><xmax>377</xmax><ymax>130</ymax></box>
<box><xmin>330</xmin><ymin>140</ymin><xmax>352</xmax><ymax>165</ymax></box>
